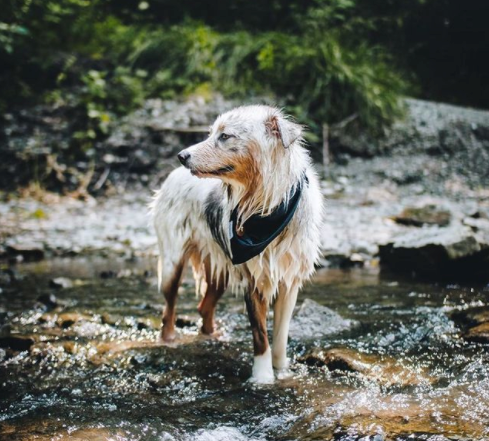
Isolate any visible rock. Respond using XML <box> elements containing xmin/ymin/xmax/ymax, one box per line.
<box><xmin>36</xmin><ymin>293</ymin><xmax>58</xmax><ymax>310</ymax></box>
<box><xmin>0</xmin><ymin>334</ymin><xmax>35</xmax><ymax>351</ymax></box>
<box><xmin>331</xmin><ymin>98</ymin><xmax>489</xmax><ymax>156</ymax></box>
<box><xmin>451</xmin><ymin>306</ymin><xmax>489</xmax><ymax>328</ymax></box>
<box><xmin>0</xmin><ymin>270</ymin><xmax>14</xmax><ymax>285</ymax></box>
<box><xmin>175</xmin><ymin>316</ymin><xmax>197</xmax><ymax>328</ymax></box>
<box><xmin>379</xmin><ymin>226</ymin><xmax>489</xmax><ymax>279</ymax></box>
<box><xmin>463</xmin><ymin>216</ymin><xmax>489</xmax><ymax>231</ymax></box>
<box><xmin>55</xmin><ymin>312</ymin><xmax>91</xmax><ymax>328</ymax></box>
<box><xmin>289</xmin><ymin>299</ymin><xmax>357</xmax><ymax>339</ymax></box>
<box><xmin>136</xmin><ymin>316</ymin><xmax>161</xmax><ymax>330</ymax></box>
<box><xmin>100</xmin><ymin>270</ymin><xmax>116</xmax><ymax>279</ymax></box>
<box><xmin>299</xmin><ymin>347</ymin><xmax>434</xmax><ymax>387</ymax></box>
<box><xmin>101</xmin><ymin>312</ymin><xmax>120</xmax><ymax>326</ymax></box>
<box><xmin>470</xmin><ymin>209</ymin><xmax>489</xmax><ymax>220</ymax></box>
<box><xmin>392</xmin><ymin>205</ymin><xmax>451</xmax><ymax>227</ymax></box>
<box><xmin>5</xmin><ymin>244</ymin><xmax>44</xmax><ymax>262</ymax></box>
<box><xmin>464</xmin><ymin>322</ymin><xmax>489</xmax><ymax>344</ymax></box>
<box><xmin>463</xmin><ymin>216</ymin><xmax>489</xmax><ymax>246</ymax></box>
<box><xmin>49</xmin><ymin>277</ymin><xmax>74</xmax><ymax>289</ymax></box>
<box><xmin>41</xmin><ymin>311</ymin><xmax>92</xmax><ymax>328</ymax></box>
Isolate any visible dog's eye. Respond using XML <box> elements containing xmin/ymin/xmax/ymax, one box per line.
<box><xmin>219</xmin><ymin>133</ymin><xmax>232</xmax><ymax>141</ymax></box>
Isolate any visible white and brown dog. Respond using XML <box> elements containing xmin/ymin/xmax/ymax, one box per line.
<box><xmin>151</xmin><ymin>105</ymin><xmax>323</xmax><ymax>383</ymax></box>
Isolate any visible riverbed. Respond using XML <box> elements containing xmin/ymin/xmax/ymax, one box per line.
<box><xmin>1</xmin><ymin>257</ymin><xmax>488</xmax><ymax>440</ymax></box>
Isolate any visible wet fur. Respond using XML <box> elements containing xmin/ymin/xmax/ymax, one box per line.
<box><xmin>150</xmin><ymin>105</ymin><xmax>323</xmax><ymax>383</ymax></box>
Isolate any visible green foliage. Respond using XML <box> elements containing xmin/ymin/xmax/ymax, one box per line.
<box><xmin>71</xmin><ymin>67</ymin><xmax>147</xmax><ymax>149</ymax></box>
<box><xmin>8</xmin><ymin>0</ymin><xmax>466</xmax><ymax>147</ymax></box>
<box><xmin>118</xmin><ymin>21</ymin><xmax>407</xmax><ymax>131</ymax></box>
<box><xmin>0</xmin><ymin>22</ymin><xmax>29</xmax><ymax>54</ymax></box>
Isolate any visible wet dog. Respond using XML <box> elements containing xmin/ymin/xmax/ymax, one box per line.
<box><xmin>151</xmin><ymin>105</ymin><xmax>323</xmax><ymax>383</ymax></box>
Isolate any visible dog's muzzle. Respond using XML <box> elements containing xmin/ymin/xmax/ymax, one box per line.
<box><xmin>177</xmin><ymin>150</ymin><xmax>191</xmax><ymax>166</ymax></box>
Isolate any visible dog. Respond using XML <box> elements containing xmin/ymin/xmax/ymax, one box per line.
<box><xmin>151</xmin><ymin>105</ymin><xmax>323</xmax><ymax>383</ymax></box>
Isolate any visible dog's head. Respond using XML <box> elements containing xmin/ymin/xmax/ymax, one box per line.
<box><xmin>177</xmin><ymin>105</ymin><xmax>303</xmax><ymax>185</ymax></box>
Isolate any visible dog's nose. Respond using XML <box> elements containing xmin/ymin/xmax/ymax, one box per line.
<box><xmin>177</xmin><ymin>150</ymin><xmax>191</xmax><ymax>166</ymax></box>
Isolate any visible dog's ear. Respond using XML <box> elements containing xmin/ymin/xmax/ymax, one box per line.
<box><xmin>266</xmin><ymin>114</ymin><xmax>302</xmax><ymax>149</ymax></box>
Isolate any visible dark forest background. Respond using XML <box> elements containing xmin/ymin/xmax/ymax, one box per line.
<box><xmin>1</xmin><ymin>0</ymin><xmax>488</xmax><ymax>150</ymax></box>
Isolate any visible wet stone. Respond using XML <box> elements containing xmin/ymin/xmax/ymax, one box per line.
<box><xmin>175</xmin><ymin>316</ymin><xmax>197</xmax><ymax>328</ymax></box>
<box><xmin>40</xmin><ymin>311</ymin><xmax>94</xmax><ymax>328</ymax></box>
<box><xmin>101</xmin><ymin>312</ymin><xmax>120</xmax><ymax>326</ymax></box>
<box><xmin>393</xmin><ymin>205</ymin><xmax>451</xmax><ymax>227</ymax></box>
<box><xmin>0</xmin><ymin>334</ymin><xmax>35</xmax><ymax>351</ymax></box>
<box><xmin>49</xmin><ymin>277</ymin><xmax>74</xmax><ymax>289</ymax></box>
<box><xmin>299</xmin><ymin>347</ymin><xmax>434</xmax><ymax>387</ymax></box>
<box><xmin>289</xmin><ymin>299</ymin><xmax>357</xmax><ymax>339</ymax></box>
<box><xmin>100</xmin><ymin>270</ymin><xmax>117</xmax><ymax>279</ymax></box>
<box><xmin>451</xmin><ymin>306</ymin><xmax>489</xmax><ymax>327</ymax></box>
<box><xmin>379</xmin><ymin>226</ymin><xmax>489</xmax><ymax>278</ymax></box>
<box><xmin>36</xmin><ymin>293</ymin><xmax>58</xmax><ymax>310</ymax></box>
<box><xmin>5</xmin><ymin>244</ymin><xmax>45</xmax><ymax>262</ymax></box>
<box><xmin>464</xmin><ymin>322</ymin><xmax>489</xmax><ymax>344</ymax></box>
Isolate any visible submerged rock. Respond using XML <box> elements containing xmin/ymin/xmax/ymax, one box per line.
<box><xmin>36</xmin><ymin>293</ymin><xmax>58</xmax><ymax>310</ymax></box>
<box><xmin>0</xmin><ymin>334</ymin><xmax>35</xmax><ymax>351</ymax></box>
<box><xmin>451</xmin><ymin>306</ymin><xmax>489</xmax><ymax>328</ymax></box>
<box><xmin>289</xmin><ymin>299</ymin><xmax>356</xmax><ymax>339</ymax></box>
<box><xmin>175</xmin><ymin>316</ymin><xmax>197</xmax><ymax>328</ymax></box>
<box><xmin>392</xmin><ymin>205</ymin><xmax>451</xmax><ymax>227</ymax></box>
<box><xmin>299</xmin><ymin>347</ymin><xmax>434</xmax><ymax>387</ymax></box>
<box><xmin>464</xmin><ymin>322</ymin><xmax>489</xmax><ymax>344</ymax></box>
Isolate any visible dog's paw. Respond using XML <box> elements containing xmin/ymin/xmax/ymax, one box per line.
<box><xmin>200</xmin><ymin>326</ymin><xmax>223</xmax><ymax>339</ymax></box>
<box><xmin>159</xmin><ymin>329</ymin><xmax>177</xmax><ymax>345</ymax></box>
<box><xmin>248</xmin><ymin>372</ymin><xmax>275</xmax><ymax>385</ymax></box>
<box><xmin>274</xmin><ymin>367</ymin><xmax>294</xmax><ymax>380</ymax></box>
<box><xmin>249</xmin><ymin>349</ymin><xmax>274</xmax><ymax>384</ymax></box>
<box><xmin>272</xmin><ymin>356</ymin><xmax>290</xmax><ymax>371</ymax></box>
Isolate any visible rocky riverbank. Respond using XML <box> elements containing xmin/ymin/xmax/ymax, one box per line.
<box><xmin>1</xmin><ymin>163</ymin><xmax>488</xmax><ymax>281</ymax></box>
<box><xmin>1</xmin><ymin>96</ymin><xmax>489</xmax><ymax>280</ymax></box>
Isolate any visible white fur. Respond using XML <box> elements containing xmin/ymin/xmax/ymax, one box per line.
<box><xmin>249</xmin><ymin>347</ymin><xmax>274</xmax><ymax>384</ymax></box>
<box><xmin>150</xmin><ymin>105</ymin><xmax>324</xmax><ymax>382</ymax></box>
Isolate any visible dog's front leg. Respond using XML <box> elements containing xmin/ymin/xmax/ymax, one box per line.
<box><xmin>245</xmin><ymin>289</ymin><xmax>274</xmax><ymax>384</ymax></box>
<box><xmin>272</xmin><ymin>282</ymin><xmax>299</xmax><ymax>371</ymax></box>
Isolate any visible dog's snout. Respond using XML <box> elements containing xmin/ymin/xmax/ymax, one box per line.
<box><xmin>177</xmin><ymin>150</ymin><xmax>191</xmax><ymax>166</ymax></box>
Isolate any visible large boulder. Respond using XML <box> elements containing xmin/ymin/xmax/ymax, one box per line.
<box><xmin>331</xmin><ymin>98</ymin><xmax>489</xmax><ymax>157</ymax></box>
<box><xmin>379</xmin><ymin>226</ymin><xmax>489</xmax><ymax>279</ymax></box>
<box><xmin>330</xmin><ymin>98</ymin><xmax>489</xmax><ymax>186</ymax></box>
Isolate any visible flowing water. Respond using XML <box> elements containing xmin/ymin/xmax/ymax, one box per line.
<box><xmin>1</xmin><ymin>258</ymin><xmax>488</xmax><ymax>440</ymax></box>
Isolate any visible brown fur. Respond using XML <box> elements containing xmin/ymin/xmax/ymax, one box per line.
<box><xmin>160</xmin><ymin>257</ymin><xmax>185</xmax><ymax>341</ymax></box>
<box><xmin>244</xmin><ymin>289</ymin><xmax>269</xmax><ymax>356</ymax></box>
<box><xmin>197</xmin><ymin>258</ymin><xmax>227</xmax><ymax>334</ymax></box>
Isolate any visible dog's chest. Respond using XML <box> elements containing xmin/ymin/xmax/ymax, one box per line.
<box><xmin>203</xmin><ymin>181</ymin><xmax>305</xmax><ymax>266</ymax></box>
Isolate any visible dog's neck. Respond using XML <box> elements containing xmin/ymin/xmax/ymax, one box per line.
<box><xmin>226</xmin><ymin>143</ymin><xmax>310</xmax><ymax>225</ymax></box>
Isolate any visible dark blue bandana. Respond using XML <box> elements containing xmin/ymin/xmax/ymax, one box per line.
<box><xmin>228</xmin><ymin>175</ymin><xmax>307</xmax><ymax>265</ymax></box>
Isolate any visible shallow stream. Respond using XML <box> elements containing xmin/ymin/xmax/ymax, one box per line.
<box><xmin>1</xmin><ymin>258</ymin><xmax>488</xmax><ymax>440</ymax></box>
